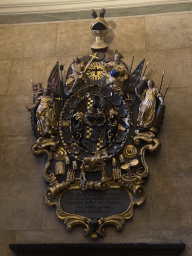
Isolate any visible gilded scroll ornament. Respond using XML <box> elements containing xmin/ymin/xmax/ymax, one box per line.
<box><xmin>27</xmin><ymin>9</ymin><xmax>167</xmax><ymax>238</ymax></box>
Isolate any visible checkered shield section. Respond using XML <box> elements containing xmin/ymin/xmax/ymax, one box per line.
<box><xmin>86</xmin><ymin>126</ymin><xmax>93</xmax><ymax>139</ymax></box>
<box><xmin>87</xmin><ymin>97</ymin><xmax>94</xmax><ymax>110</ymax></box>
<box><xmin>96</xmin><ymin>138</ymin><xmax>104</xmax><ymax>151</ymax></box>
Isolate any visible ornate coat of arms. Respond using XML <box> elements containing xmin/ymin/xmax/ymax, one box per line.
<box><xmin>27</xmin><ymin>9</ymin><xmax>167</xmax><ymax>238</ymax></box>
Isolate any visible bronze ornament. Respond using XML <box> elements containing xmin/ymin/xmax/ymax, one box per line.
<box><xmin>123</xmin><ymin>144</ymin><xmax>138</xmax><ymax>158</ymax></box>
<box><xmin>53</xmin><ymin>147</ymin><xmax>67</xmax><ymax>161</ymax></box>
<box><xmin>27</xmin><ymin>9</ymin><xmax>167</xmax><ymax>238</ymax></box>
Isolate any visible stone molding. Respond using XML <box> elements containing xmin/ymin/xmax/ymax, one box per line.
<box><xmin>9</xmin><ymin>243</ymin><xmax>185</xmax><ymax>256</ymax></box>
<box><xmin>0</xmin><ymin>0</ymin><xmax>191</xmax><ymax>15</ymax></box>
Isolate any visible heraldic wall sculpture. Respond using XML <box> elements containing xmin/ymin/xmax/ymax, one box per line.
<box><xmin>27</xmin><ymin>9</ymin><xmax>168</xmax><ymax>238</ymax></box>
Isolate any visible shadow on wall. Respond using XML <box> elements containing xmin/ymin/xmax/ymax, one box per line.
<box><xmin>105</xmin><ymin>20</ymin><xmax>116</xmax><ymax>45</ymax></box>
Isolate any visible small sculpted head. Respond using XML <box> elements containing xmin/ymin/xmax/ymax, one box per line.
<box><xmin>147</xmin><ymin>80</ymin><xmax>155</xmax><ymax>89</ymax></box>
<box><xmin>43</xmin><ymin>88</ymin><xmax>51</xmax><ymax>96</ymax></box>
<box><xmin>73</xmin><ymin>57</ymin><xmax>80</xmax><ymax>64</ymax></box>
<box><xmin>114</xmin><ymin>53</ymin><xmax>120</xmax><ymax>63</ymax></box>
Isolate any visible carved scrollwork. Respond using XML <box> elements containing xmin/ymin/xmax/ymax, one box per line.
<box><xmin>97</xmin><ymin>217</ymin><xmax>126</xmax><ymax>237</ymax></box>
<box><xmin>133</xmin><ymin>185</ymin><xmax>145</xmax><ymax>206</ymax></box>
<box><xmin>46</xmin><ymin>182</ymin><xmax>69</xmax><ymax>199</ymax></box>
<box><xmin>32</xmin><ymin>136</ymin><xmax>59</xmax><ymax>184</ymax></box>
<box><xmin>132</xmin><ymin>131</ymin><xmax>161</xmax><ymax>178</ymax></box>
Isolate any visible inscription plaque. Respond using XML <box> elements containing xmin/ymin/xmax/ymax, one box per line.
<box><xmin>60</xmin><ymin>189</ymin><xmax>131</xmax><ymax>219</ymax></box>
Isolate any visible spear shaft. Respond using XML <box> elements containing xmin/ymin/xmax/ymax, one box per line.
<box><xmin>130</xmin><ymin>55</ymin><xmax>134</xmax><ymax>75</ymax></box>
<box><xmin>142</xmin><ymin>61</ymin><xmax>149</xmax><ymax>77</ymax></box>
<box><xmin>163</xmin><ymin>86</ymin><xmax>169</xmax><ymax>101</ymax></box>
<box><xmin>159</xmin><ymin>70</ymin><xmax>165</xmax><ymax>93</ymax></box>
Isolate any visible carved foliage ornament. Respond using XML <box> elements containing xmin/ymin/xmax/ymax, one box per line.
<box><xmin>28</xmin><ymin>9</ymin><xmax>167</xmax><ymax>238</ymax></box>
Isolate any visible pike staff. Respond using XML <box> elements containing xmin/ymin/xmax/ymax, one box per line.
<box><xmin>163</xmin><ymin>78</ymin><xmax>171</xmax><ymax>101</ymax></box>
<box><xmin>159</xmin><ymin>70</ymin><xmax>165</xmax><ymax>93</ymax></box>
<box><xmin>163</xmin><ymin>86</ymin><xmax>169</xmax><ymax>101</ymax></box>
<box><xmin>142</xmin><ymin>61</ymin><xmax>149</xmax><ymax>77</ymax></box>
<box><xmin>129</xmin><ymin>55</ymin><xmax>134</xmax><ymax>75</ymax></box>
